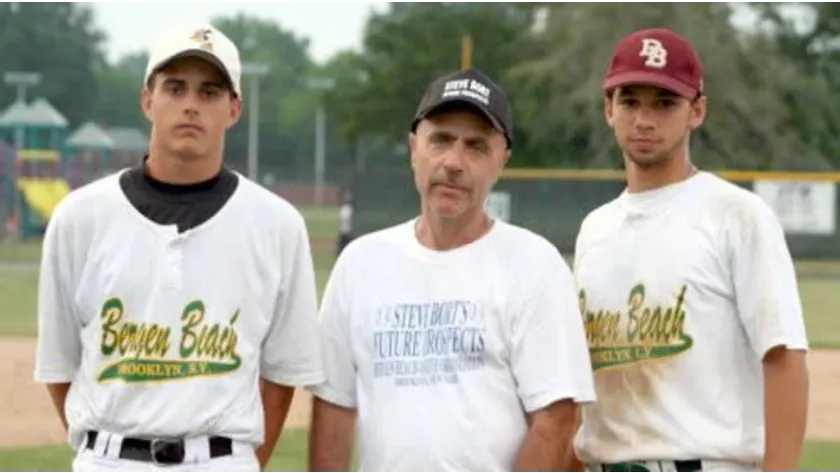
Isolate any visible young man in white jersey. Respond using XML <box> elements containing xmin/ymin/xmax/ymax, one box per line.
<box><xmin>571</xmin><ymin>27</ymin><xmax>810</xmax><ymax>472</ymax></box>
<box><xmin>307</xmin><ymin>67</ymin><xmax>597</xmax><ymax>472</ymax></box>
<box><xmin>33</xmin><ymin>24</ymin><xmax>324</xmax><ymax>472</ymax></box>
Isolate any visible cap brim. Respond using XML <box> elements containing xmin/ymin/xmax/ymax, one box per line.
<box><xmin>151</xmin><ymin>49</ymin><xmax>237</xmax><ymax>96</ymax></box>
<box><xmin>603</xmin><ymin>71</ymin><xmax>698</xmax><ymax>98</ymax></box>
<box><xmin>414</xmin><ymin>99</ymin><xmax>506</xmax><ymax>135</ymax></box>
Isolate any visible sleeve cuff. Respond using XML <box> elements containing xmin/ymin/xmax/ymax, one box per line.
<box><xmin>33</xmin><ymin>370</ymin><xmax>76</xmax><ymax>384</ymax></box>
<box><xmin>260</xmin><ymin>369</ymin><xmax>325</xmax><ymax>388</ymax></box>
<box><xmin>521</xmin><ymin>388</ymin><xmax>597</xmax><ymax>413</ymax></box>
<box><xmin>309</xmin><ymin>384</ymin><xmax>357</xmax><ymax>409</ymax></box>
<box><xmin>758</xmin><ymin>338</ymin><xmax>809</xmax><ymax>360</ymax></box>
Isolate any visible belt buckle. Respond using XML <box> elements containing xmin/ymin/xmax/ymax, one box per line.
<box><xmin>150</xmin><ymin>438</ymin><xmax>185</xmax><ymax>465</ymax></box>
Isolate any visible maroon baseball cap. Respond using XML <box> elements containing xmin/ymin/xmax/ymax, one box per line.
<box><xmin>603</xmin><ymin>28</ymin><xmax>703</xmax><ymax>99</ymax></box>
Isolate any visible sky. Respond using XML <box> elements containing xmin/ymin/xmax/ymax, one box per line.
<box><xmin>91</xmin><ymin>2</ymin><xmax>391</xmax><ymax>65</ymax></box>
<box><xmin>90</xmin><ymin>2</ymin><xmax>813</xmax><ymax>65</ymax></box>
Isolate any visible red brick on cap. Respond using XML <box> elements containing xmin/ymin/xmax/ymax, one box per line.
<box><xmin>603</xmin><ymin>27</ymin><xmax>704</xmax><ymax>99</ymax></box>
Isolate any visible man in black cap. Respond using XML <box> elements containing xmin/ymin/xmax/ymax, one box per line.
<box><xmin>307</xmin><ymin>68</ymin><xmax>596</xmax><ymax>472</ymax></box>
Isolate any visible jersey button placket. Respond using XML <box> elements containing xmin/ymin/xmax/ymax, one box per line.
<box><xmin>163</xmin><ymin>237</ymin><xmax>185</xmax><ymax>291</ymax></box>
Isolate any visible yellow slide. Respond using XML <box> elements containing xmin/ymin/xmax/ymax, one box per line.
<box><xmin>16</xmin><ymin>178</ymin><xmax>71</xmax><ymax>221</ymax></box>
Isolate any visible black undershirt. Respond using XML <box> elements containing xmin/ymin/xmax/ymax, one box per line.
<box><xmin>119</xmin><ymin>158</ymin><xmax>238</xmax><ymax>233</ymax></box>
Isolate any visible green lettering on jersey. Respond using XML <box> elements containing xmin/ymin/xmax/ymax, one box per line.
<box><xmin>581</xmin><ymin>284</ymin><xmax>694</xmax><ymax>371</ymax></box>
<box><xmin>96</xmin><ymin>298</ymin><xmax>242</xmax><ymax>383</ymax></box>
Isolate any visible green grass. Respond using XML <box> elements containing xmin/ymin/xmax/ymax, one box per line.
<box><xmin>0</xmin><ymin>269</ymin><xmax>38</xmax><ymax>336</ymax></box>
<box><xmin>0</xmin><ymin>431</ymin><xmax>836</xmax><ymax>471</ymax></box>
<box><xmin>0</xmin><ymin>240</ymin><xmax>41</xmax><ymax>263</ymax></box>
<box><xmin>0</xmin><ymin>206</ymin><xmax>340</xmax><ymax>264</ymax></box>
<box><xmin>3</xmin><ymin>206</ymin><xmax>839</xmax><ymax>470</ymax></box>
<box><xmin>800</xmin><ymin>279</ymin><xmax>840</xmax><ymax>349</ymax></box>
<box><xmin>0</xmin><ymin>206</ymin><xmax>341</xmax><ymax>337</ymax></box>
<box><xmin>4</xmin><ymin>263</ymin><xmax>837</xmax><ymax>343</ymax></box>
<box><xmin>803</xmin><ymin>441</ymin><xmax>840</xmax><ymax>471</ymax></box>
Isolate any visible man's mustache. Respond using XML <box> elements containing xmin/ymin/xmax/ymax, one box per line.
<box><xmin>430</xmin><ymin>178</ymin><xmax>470</xmax><ymax>191</ymax></box>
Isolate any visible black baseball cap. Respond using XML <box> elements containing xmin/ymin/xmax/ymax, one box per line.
<box><xmin>411</xmin><ymin>68</ymin><xmax>514</xmax><ymax>149</ymax></box>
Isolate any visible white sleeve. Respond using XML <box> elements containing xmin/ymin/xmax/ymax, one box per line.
<box><xmin>511</xmin><ymin>247</ymin><xmax>597</xmax><ymax>413</ymax></box>
<box><xmin>727</xmin><ymin>197</ymin><xmax>809</xmax><ymax>359</ymax></box>
<box><xmin>309</xmin><ymin>255</ymin><xmax>357</xmax><ymax>408</ymax></box>
<box><xmin>34</xmin><ymin>204</ymin><xmax>82</xmax><ymax>384</ymax></box>
<box><xmin>260</xmin><ymin>212</ymin><xmax>325</xmax><ymax>387</ymax></box>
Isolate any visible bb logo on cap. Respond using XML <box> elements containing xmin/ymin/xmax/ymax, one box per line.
<box><xmin>639</xmin><ymin>38</ymin><xmax>667</xmax><ymax>69</ymax></box>
<box><xmin>603</xmin><ymin>28</ymin><xmax>704</xmax><ymax>99</ymax></box>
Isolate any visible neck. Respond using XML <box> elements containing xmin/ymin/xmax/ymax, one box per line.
<box><xmin>625</xmin><ymin>151</ymin><xmax>696</xmax><ymax>193</ymax></box>
<box><xmin>415</xmin><ymin>207</ymin><xmax>492</xmax><ymax>251</ymax></box>
<box><xmin>146</xmin><ymin>143</ymin><xmax>222</xmax><ymax>185</ymax></box>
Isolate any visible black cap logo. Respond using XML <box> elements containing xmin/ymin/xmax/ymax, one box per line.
<box><xmin>412</xmin><ymin>68</ymin><xmax>514</xmax><ymax>149</ymax></box>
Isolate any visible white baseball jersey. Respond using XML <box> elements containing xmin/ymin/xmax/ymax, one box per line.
<box><xmin>311</xmin><ymin>218</ymin><xmax>596</xmax><ymax>471</ymax></box>
<box><xmin>33</xmin><ymin>170</ymin><xmax>324</xmax><ymax>451</ymax></box>
<box><xmin>572</xmin><ymin>171</ymin><xmax>809</xmax><ymax>464</ymax></box>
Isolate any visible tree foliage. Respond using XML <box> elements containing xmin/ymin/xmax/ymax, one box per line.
<box><xmin>2</xmin><ymin>3</ymin><xmax>838</xmax><ymax>173</ymax></box>
<box><xmin>0</xmin><ymin>2</ymin><xmax>105</xmax><ymax>127</ymax></box>
<box><xmin>324</xmin><ymin>3</ymin><xmax>540</xmax><ymax>154</ymax></box>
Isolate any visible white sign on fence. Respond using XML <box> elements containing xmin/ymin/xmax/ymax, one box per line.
<box><xmin>484</xmin><ymin>191</ymin><xmax>511</xmax><ymax>223</ymax></box>
<box><xmin>753</xmin><ymin>180</ymin><xmax>836</xmax><ymax>235</ymax></box>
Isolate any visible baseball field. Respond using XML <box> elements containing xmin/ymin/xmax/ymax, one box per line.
<box><xmin>1</xmin><ymin>206</ymin><xmax>839</xmax><ymax>471</ymax></box>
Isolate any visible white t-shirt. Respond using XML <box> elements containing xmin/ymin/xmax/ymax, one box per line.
<box><xmin>310</xmin><ymin>218</ymin><xmax>596</xmax><ymax>471</ymax></box>
<box><xmin>33</xmin><ymin>170</ymin><xmax>324</xmax><ymax>450</ymax></box>
<box><xmin>572</xmin><ymin>171</ymin><xmax>809</xmax><ymax>464</ymax></box>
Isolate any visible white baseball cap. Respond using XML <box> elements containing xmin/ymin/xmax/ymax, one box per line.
<box><xmin>144</xmin><ymin>24</ymin><xmax>242</xmax><ymax>97</ymax></box>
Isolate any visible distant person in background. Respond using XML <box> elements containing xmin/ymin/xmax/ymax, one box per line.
<box><xmin>336</xmin><ymin>190</ymin><xmax>354</xmax><ymax>256</ymax></box>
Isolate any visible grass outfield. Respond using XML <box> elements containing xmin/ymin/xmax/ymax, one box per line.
<box><xmin>0</xmin><ymin>205</ymin><xmax>340</xmax><ymax>337</ymax></box>
<box><xmin>3</xmin><ymin>259</ymin><xmax>840</xmax><ymax>346</ymax></box>
<box><xmin>1</xmin><ymin>206</ymin><xmax>840</xmax><ymax>470</ymax></box>
<box><xmin>0</xmin><ymin>430</ymin><xmax>837</xmax><ymax>471</ymax></box>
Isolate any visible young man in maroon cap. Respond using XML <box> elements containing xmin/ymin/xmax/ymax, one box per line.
<box><xmin>571</xmin><ymin>28</ymin><xmax>810</xmax><ymax>472</ymax></box>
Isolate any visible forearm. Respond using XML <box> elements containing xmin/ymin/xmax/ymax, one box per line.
<box><xmin>45</xmin><ymin>383</ymin><xmax>71</xmax><ymax>431</ymax></box>
<box><xmin>308</xmin><ymin>397</ymin><xmax>356</xmax><ymax>471</ymax></box>
<box><xmin>513</xmin><ymin>424</ymin><xmax>575</xmax><ymax>471</ymax></box>
<box><xmin>256</xmin><ymin>379</ymin><xmax>295</xmax><ymax>470</ymax></box>
<box><xmin>763</xmin><ymin>348</ymin><xmax>809</xmax><ymax>471</ymax></box>
<box><xmin>513</xmin><ymin>401</ymin><xmax>578</xmax><ymax>472</ymax></box>
<box><xmin>564</xmin><ymin>407</ymin><xmax>586</xmax><ymax>471</ymax></box>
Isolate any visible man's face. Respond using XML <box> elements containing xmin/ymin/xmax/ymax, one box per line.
<box><xmin>409</xmin><ymin>107</ymin><xmax>509</xmax><ymax>221</ymax></box>
<box><xmin>605</xmin><ymin>85</ymin><xmax>706</xmax><ymax>169</ymax></box>
<box><xmin>141</xmin><ymin>56</ymin><xmax>242</xmax><ymax>161</ymax></box>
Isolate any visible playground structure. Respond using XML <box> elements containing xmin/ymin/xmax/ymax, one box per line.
<box><xmin>0</xmin><ymin>98</ymin><xmax>147</xmax><ymax>239</ymax></box>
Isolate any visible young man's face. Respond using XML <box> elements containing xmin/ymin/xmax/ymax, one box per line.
<box><xmin>409</xmin><ymin>107</ymin><xmax>509</xmax><ymax>221</ymax></box>
<box><xmin>605</xmin><ymin>84</ymin><xmax>706</xmax><ymax>169</ymax></box>
<box><xmin>142</xmin><ymin>56</ymin><xmax>242</xmax><ymax>161</ymax></box>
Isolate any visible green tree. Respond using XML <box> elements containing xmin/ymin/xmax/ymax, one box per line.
<box><xmin>211</xmin><ymin>13</ymin><xmax>318</xmax><ymax>178</ymax></box>
<box><xmin>756</xmin><ymin>3</ymin><xmax>840</xmax><ymax>169</ymax></box>
<box><xmin>91</xmin><ymin>52</ymin><xmax>148</xmax><ymax>131</ymax></box>
<box><xmin>512</xmin><ymin>3</ymin><xmax>839</xmax><ymax>170</ymax></box>
<box><xmin>0</xmin><ymin>2</ymin><xmax>106</xmax><ymax>126</ymax></box>
<box><xmin>325</xmin><ymin>3</ymin><xmax>540</xmax><ymax>165</ymax></box>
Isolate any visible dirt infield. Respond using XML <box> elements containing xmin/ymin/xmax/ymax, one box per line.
<box><xmin>2</xmin><ymin>337</ymin><xmax>838</xmax><ymax>448</ymax></box>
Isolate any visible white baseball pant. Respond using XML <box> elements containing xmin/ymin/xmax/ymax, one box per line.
<box><xmin>72</xmin><ymin>431</ymin><xmax>260</xmax><ymax>472</ymax></box>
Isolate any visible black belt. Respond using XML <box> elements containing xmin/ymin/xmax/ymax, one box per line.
<box><xmin>601</xmin><ymin>460</ymin><xmax>703</xmax><ymax>472</ymax></box>
<box><xmin>85</xmin><ymin>431</ymin><xmax>233</xmax><ymax>465</ymax></box>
